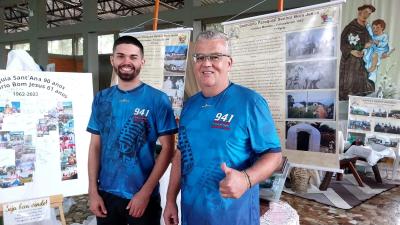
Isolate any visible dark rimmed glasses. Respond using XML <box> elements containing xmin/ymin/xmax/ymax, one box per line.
<box><xmin>192</xmin><ymin>53</ymin><xmax>231</xmax><ymax>63</ymax></box>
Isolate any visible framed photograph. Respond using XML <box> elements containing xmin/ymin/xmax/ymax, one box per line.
<box><xmin>287</xmin><ymin>91</ymin><xmax>335</xmax><ymax>119</ymax></box>
<box><xmin>286</xmin><ymin>27</ymin><xmax>337</xmax><ymax>61</ymax></box>
<box><xmin>286</xmin><ymin>59</ymin><xmax>336</xmax><ymax>90</ymax></box>
<box><xmin>164</xmin><ymin>45</ymin><xmax>188</xmax><ymax>75</ymax></box>
<box><xmin>347</xmin><ymin>132</ymin><xmax>366</xmax><ymax>144</ymax></box>
<box><xmin>285</xmin><ymin>121</ymin><xmax>336</xmax><ymax>153</ymax></box>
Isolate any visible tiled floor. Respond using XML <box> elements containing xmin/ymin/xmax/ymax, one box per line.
<box><xmin>261</xmin><ymin>186</ymin><xmax>400</xmax><ymax>225</ymax></box>
<box><xmin>67</xmin><ymin>185</ymin><xmax>400</xmax><ymax>225</ymax></box>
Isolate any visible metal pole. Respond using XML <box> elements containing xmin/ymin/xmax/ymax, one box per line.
<box><xmin>153</xmin><ymin>0</ymin><xmax>160</xmax><ymax>30</ymax></box>
<box><xmin>278</xmin><ymin>0</ymin><xmax>284</xmax><ymax>11</ymax></box>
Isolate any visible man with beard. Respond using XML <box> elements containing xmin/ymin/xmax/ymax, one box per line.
<box><xmin>339</xmin><ymin>4</ymin><xmax>375</xmax><ymax>100</ymax></box>
<box><xmin>87</xmin><ymin>35</ymin><xmax>177</xmax><ymax>225</ymax></box>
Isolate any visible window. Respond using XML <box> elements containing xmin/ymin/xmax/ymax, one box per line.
<box><xmin>98</xmin><ymin>34</ymin><xmax>114</xmax><ymax>54</ymax></box>
<box><xmin>48</xmin><ymin>39</ymin><xmax>73</xmax><ymax>55</ymax></box>
<box><xmin>12</xmin><ymin>43</ymin><xmax>30</xmax><ymax>51</ymax></box>
<box><xmin>76</xmin><ymin>37</ymin><xmax>83</xmax><ymax>56</ymax></box>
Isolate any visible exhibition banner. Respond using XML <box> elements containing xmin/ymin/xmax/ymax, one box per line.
<box><xmin>223</xmin><ymin>1</ymin><xmax>344</xmax><ymax>170</ymax></box>
<box><xmin>123</xmin><ymin>28</ymin><xmax>192</xmax><ymax>117</ymax></box>
<box><xmin>347</xmin><ymin>95</ymin><xmax>400</xmax><ymax>147</ymax></box>
<box><xmin>0</xmin><ymin>71</ymin><xmax>92</xmax><ymax>204</ymax></box>
<box><xmin>341</xmin><ymin>0</ymin><xmax>400</xmax><ymax>100</ymax></box>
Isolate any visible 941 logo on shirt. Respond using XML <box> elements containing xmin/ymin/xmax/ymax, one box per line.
<box><xmin>211</xmin><ymin>113</ymin><xmax>234</xmax><ymax>130</ymax></box>
<box><xmin>133</xmin><ymin>108</ymin><xmax>149</xmax><ymax>123</ymax></box>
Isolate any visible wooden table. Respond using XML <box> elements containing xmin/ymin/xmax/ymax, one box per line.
<box><xmin>319</xmin><ymin>157</ymin><xmax>363</xmax><ymax>191</ymax></box>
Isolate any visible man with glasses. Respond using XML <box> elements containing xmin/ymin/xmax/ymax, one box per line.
<box><xmin>163</xmin><ymin>30</ymin><xmax>282</xmax><ymax>225</ymax></box>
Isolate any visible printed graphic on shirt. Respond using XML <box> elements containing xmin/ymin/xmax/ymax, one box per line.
<box><xmin>118</xmin><ymin>108</ymin><xmax>149</xmax><ymax>163</ymax></box>
<box><xmin>196</xmin><ymin>160</ymin><xmax>225</xmax><ymax>210</ymax></box>
<box><xmin>211</xmin><ymin>112</ymin><xmax>234</xmax><ymax>130</ymax></box>
<box><xmin>178</xmin><ymin>126</ymin><xmax>194</xmax><ymax>177</ymax></box>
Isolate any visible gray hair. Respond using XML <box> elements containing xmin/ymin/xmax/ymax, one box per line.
<box><xmin>195</xmin><ymin>30</ymin><xmax>231</xmax><ymax>54</ymax></box>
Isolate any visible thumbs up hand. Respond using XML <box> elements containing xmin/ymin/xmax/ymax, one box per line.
<box><xmin>219</xmin><ymin>163</ymin><xmax>249</xmax><ymax>199</ymax></box>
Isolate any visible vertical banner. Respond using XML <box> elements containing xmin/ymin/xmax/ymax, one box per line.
<box><xmin>122</xmin><ymin>28</ymin><xmax>192</xmax><ymax>117</ymax></box>
<box><xmin>341</xmin><ymin>0</ymin><xmax>400</xmax><ymax>100</ymax></box>
<box><xmin>0</xmin><ymin>71</ymin><xmax>92</xmax><ymax>204</ymax></box>
<box><xmin>223</xmin><ymin>1</ymin><xmax>344</xmax><ymax>170</ymax></box>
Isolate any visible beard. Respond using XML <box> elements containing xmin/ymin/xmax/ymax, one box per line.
<box><xmin>114</xmin><ymin>64</ymin><xmax>141</xmax><ymax>82</ymax></box>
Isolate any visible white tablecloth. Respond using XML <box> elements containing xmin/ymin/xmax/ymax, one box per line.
<box><xmin>344</xmin><ymin>144</ymin><xmax>396</xmax><ymax>165</ymax></box>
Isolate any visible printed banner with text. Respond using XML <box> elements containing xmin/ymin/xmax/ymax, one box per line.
<box><xmin>223</xmin><ymin>1</ymin><xmax>343</xmax><ymax>170</ymax></box>
<box><xmin>122</xmin><ymin>28</ymin><xmax>192</xmax><ymax>117</ymax></box>
<box><xmin>0</xmin><ymin>71</ymin><xmax>92</xmax><ymax>204</ymax></box>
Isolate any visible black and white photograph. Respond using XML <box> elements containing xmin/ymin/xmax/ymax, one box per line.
<box><xmin>286</xmin><ymin>27</ymin><xmax>337</xmax><ymax>61</ymax></box>
<box><xmin>162</xmin><ymin>75</ymin><xmax>185</xmax><ymax>108</ymax></box>
<box><xmin>286</xmin><ymin>59</ymin><xmax>336</xmax><ymax>90</ymax></box>
<box><xmin>285</xmin><ymin>121</ymin><xmax>336</xmax><ymax>153</ymax></box>
<box><xmin>374</xmin><ymin>121</ymin><xmax>400</xmax><ymax>135</ymax></box>
<box><xmin>366</xmin><ymin>133</ymin><xmax>398</xmax><ymax>148</ymax></box>
<box><xmin>287</xmin><ymin>91</ymin><xmax>335</xmax><ymax>119</ymax></box>
<box><xmin>388</xmin><ymin>109</ymin><xmax>400</xmax><ymax>119</ymax></box>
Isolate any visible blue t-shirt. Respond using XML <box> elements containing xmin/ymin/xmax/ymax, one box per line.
<box><xmin>87</xmin><ymin>83</ymin><xmax>177</xmax><ymax>199</ymax></box>
<box><xmin>178</xmin><ymin>83</ymin><xmax>281</xmax><ymax>225</ymax></box>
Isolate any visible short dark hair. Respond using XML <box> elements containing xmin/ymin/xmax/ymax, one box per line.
<box><xmin>113</xmin><ymin>35</ymin><xmax>144</xmax><ymax>56</ymax></box>
<box><xmin>372</xmin><ymin>19</ymin><xmax>386</xmax><ymax>30</ymax></box>
<box><xmin>357</xmin><ymin>4</ymin><xmax>376</xmax><ymax>12</ymax></box>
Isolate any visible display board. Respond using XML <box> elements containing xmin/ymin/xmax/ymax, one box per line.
<box><xmin>223</xmin><ymin>1</ymin><xmax>345</xmax><ymax>171</ymax></box>
<box><xmin>347</xmin><ymin>95</ymin><xmax>400</xmax><ymax>147</ymax></box>
<box><xmin>0</xmin><ymin>71</ymin><xmax>92</xmax><ymax>204</ymax></box>
<box><xmin>122</xmin><ymin>28</ymin><xmax>192</xmax><ymax>117</ymax></box>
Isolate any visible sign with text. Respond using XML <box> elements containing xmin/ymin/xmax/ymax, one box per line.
<box><xmin>0</xmin><ymin>70</ymin><xmax>92</xmax><ymax>204</ymax></box>
<box><xmin>122</xmin><ymin>28</ymin><xmax>192</xmax><ymax>117</ymax></box>
<box><xmin>3</xmin><ymin>197</ymin><xmax>50</xmax><ymax>225</ymax></box>
<box><xmin>223</xmin><ymin>1</ymin><xmax>343</xmax><ymax>170</ymax></box>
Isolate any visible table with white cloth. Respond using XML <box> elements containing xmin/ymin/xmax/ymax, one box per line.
<box><xmin>344</xmin><ymin>144</ymin><xmax>398</xmax><ymax>179</ymax></box>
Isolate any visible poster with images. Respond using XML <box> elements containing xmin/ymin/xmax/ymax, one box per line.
<box><xmin>223</xmin><ymin>1</ymin><xmax>343</xmax><ymax>170</ymax></box>
<box><xmin>0</xmin><ymin>71</ymin><xmax>92</xmax><ymax>204</ymax></box>
<box><xmin>123</xmin><ymin>28</ymin><xmax>192</xmax><ymax>117</ymax></box>
<box><xmin>347</xmin><ymin>96</ymin><xmax>400</xmax><ymax>147</ymax></box>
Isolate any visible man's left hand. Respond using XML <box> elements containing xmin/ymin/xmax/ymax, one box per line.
<box><xmin>219</xmin><ymin>163</ymin><xmax>248</xmax><ymax>199</ymax></box>
<box><xmin>126</xmin><ymin>190</ymin><xmax>151</xmax><ymax>217</ymax></box>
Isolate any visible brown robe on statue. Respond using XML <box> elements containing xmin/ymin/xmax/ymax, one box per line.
<box><xmin>339</xmin><ymin>19</ymin><xmax>374</xmax><ymax>101</ymax></box>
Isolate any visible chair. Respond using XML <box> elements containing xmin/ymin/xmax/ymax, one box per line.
<box><xmin>392</xmin><ymin>147</ymin><xmax>400</xmax><ymax>180</ymax></box>
<box><xmin>319</xmin><ymin>131</ymin><xmax>364</xmax><ymax>190</ymax></box>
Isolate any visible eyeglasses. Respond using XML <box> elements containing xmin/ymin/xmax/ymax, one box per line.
<box><xmin>192</xmin><ymin>53</ymin><xmax>231</xmax><ymax>63</ymax></box>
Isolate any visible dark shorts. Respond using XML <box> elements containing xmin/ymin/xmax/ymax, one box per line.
<box><xmin>97</xmin><ymin>190</ymin><xmax>161</xmax><ymax>225</ymax></box>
